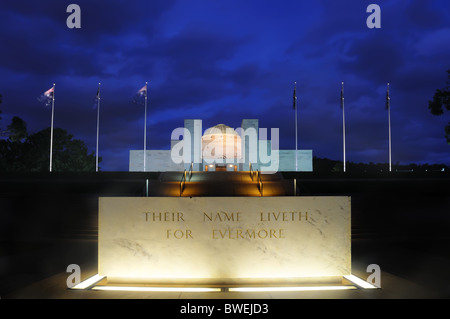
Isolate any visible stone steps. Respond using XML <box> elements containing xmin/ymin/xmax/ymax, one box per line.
<box><xmin>143</xmin><ymin>171</ymin><xmax>292</xmax><ymax>197</ymax></box>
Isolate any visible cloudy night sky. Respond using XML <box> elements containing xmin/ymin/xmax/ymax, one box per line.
<box><xmin>0</xmin><ymin>0</ymin><xmax>449</xmax><ymax>171</ymax></box>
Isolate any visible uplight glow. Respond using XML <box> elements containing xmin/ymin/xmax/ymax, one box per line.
<box><xmin>71</xmin><ymin>274</ymin><xmax>105</xmax><ymax>289</ymax></box>
<box><xmin>344</xmin><ymin>275</ymin><xmax>378</xmax><ymax>289</ymax></box>
<box><xmin>91</xmin><ymin>286</ymin><xmax>221</xmax><ymax>292</ymax></box>
<box><xmin>70</xmin><ymin>274</ymin><xmax>377</xmax><ymax>292</ymax></box>
<box><xmin>229</xmin><ymin>286</ymin><xmax>357</xmax><ymax>292</ymax></box>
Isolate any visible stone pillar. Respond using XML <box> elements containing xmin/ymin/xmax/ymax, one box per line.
<box><xmin>240</xmin><ymin>119</ymin><xmax>259</xmax><ymax>171</ymax></box>
<box><xmin>184</xmin><ymin>119</ymin><xmax>202</xmax><ymax>171</ymax></box>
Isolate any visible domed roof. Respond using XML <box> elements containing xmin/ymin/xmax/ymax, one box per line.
<box><xmin>202</xmin><ymin>124</ymin><xmax>242</xmax><ymax>159</ymax></box>
<box><xmin>203</xmin><ymin>124</ymin><xmax>239</xmax><ymax>136</ymax></box>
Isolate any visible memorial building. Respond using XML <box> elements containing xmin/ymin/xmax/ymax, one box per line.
<box><xmin>129</xmin><ymin>119</ymin><xmax>313</xmax><ymax>172</ymax></box>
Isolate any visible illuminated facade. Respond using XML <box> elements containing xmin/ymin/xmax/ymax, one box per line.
<box><xmin>129</xmin><ymin>119</ymin><xmax>313</xmax><ymax>172</ymax></box>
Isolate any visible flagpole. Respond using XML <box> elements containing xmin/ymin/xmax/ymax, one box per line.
<box><xmin>96</xmin><ymin>83</ymin><xmax>101</xmax><ymax>172</ymax></box>
<box><xmin>294</xmin><ymin>82</ymin><xmax>298</xmax><ymax>171</ymax></box>
<box><xmin>49</xmin><ymin>83</ymin><xmax>55</xmax><ymax>172</ymax></box>
<box><xmin>387</xmin><ymin>82</ymin><xmax>392</xmax><ymax>172</ymax></box>
<box><xmin>143</xmin><ymin>82</ymin><xmax>148</xmax><ymax>172</ymax></box>
<box><xmin>341</xmin><ymin>82</ymin><xmax>346</xmax><ymax>172</ymax></box>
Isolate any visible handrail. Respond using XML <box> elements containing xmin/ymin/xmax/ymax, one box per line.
<box><xmin>188</xmin><ymin>162</ymin><xmax>193</xmax><ymax>181</ymax></box>
<box><xmin>180</xmin><ymin>169</ymin><xmax>187</xmax><ymax>196</ymax></box>
<box><xmin>257</xmin><ymin>169</ymin><xmax>263</xmax><ymax>196</ymax></box>
<box><xmin>180</xmin><ymin>163</ymin><xmax>194</xmax><ymax>196</ymax></box>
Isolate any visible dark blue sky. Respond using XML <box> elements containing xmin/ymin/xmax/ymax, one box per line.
<box><xmin>0</xmin><ymin>0</ymin><xmax>449</xmax><ymax>171</ymax></box>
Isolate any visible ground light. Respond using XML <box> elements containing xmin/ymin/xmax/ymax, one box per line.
<box><xmin>344</xmin><ymin>274</ymin><xmax>379</xmax><ymax>289</ymax></box>
<box><xmin>70</xmin><ymin>274</ymin><xmax>379</xmax><ymax>292</ymax></box>
<box><xmin>228</xmin><ymin>286</ymin><xmax>356</xmax><ymax>292</ymax></box>
<box><xmin>71</xmin><ymin>274</ymin><xmax>105</xmax><ymax>289</ymax></box>
<box><xmin>92</xmin><ymin>286</ymin><xmax>222</xmax><ymax>292</ymax></box>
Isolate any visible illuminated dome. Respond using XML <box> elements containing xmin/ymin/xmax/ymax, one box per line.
<box><xmin>203</xmin><ymin>124</ymin><xmax>239</xmax><ymax>136</ymax></box>
<box><xmin>202</xmin><ymin>124</ymin><xmax>241</xmax><ymax>159</ymax></box>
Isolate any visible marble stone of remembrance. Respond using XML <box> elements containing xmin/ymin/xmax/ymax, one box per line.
<box><xmin>99</xmin><ymin>196</ymin><xmax>351</xmax><ymax>284</ymax></box>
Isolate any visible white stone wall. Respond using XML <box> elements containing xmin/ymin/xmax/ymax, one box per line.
<box><xmin>277</xmin><ymin>150</ymin><xmax>313</xmax><ymax>172</ymax></box>
<box><xmin>130</xmin><ymin>149</ymin><xmax>313</xmax><ymax>172</ymax></box>
<box><xmin>129</xmin><ymin>150</ymin><xmax>184</xmax><ymax>172</ymax></box>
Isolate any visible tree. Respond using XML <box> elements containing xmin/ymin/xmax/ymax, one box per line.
<box><xmin>0</xmin><ymin>117</ymin><xmax>100</xmax><ymax>172</ymax></box>
<box><xmin>7</xmin><ymin>116</ymin><xmax>27</xmax><ymax>142</ymax></box>
<box><xmin>26</xmin><ymin>128</ymin><xmax>98</xmax><ymax>172</ymax></box>
<box><xmin>0</xmin><ymin>93</ymin><xmax>5</xmax><ymax>137</ymax></box>
<box><xmin>0</xmin><ymin>115</ymin><xmax>29</xmax><ymax>171</ymax></box>
<box><xmin>428</xmin><ymin>70</ymin><xmax>450</xmax><ymax>144</ymax></box>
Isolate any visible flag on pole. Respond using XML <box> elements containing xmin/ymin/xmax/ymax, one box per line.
<box><xmin>293</xmin><ymin>81</ymin><xmax>298</xmax><ymax>171</ymax></box>
<box><xmin>38</xmin><ymin>83</ymin><xmax>56</xmax><ymax>172</ymax></box>
<box><xmin>95</xmin><ymin>83</ymin><xmax>101</xmax><ymax>172</ymax></box>
<box><xmin>44</xmin><ymin>87</ymin><xmax>54</xmax><ymax>97</ymax></box>
<box><xmin>93</xmin><ymin>83</ymin><xmax>101</xmax><ymax>108</ymax></box>
<box><xmin>137</xmin><ymin>85</ymin><xmax>147</xmax><ymax>97</ymax></box>
<box><xmin>133</xmin><ymin>84</ymin><xmax>147</xmax><ymax>104</ymax></box>
<box><xmin>341</xmin><ymin>82</ymin><xmax>346</xmax><ymax>172</ymax></box>
<box><xmin>386</xmin><ymin>82</ymin><xmax>392</xmax><ymax>172</ymax></box>
<box><xmin>293</xmin><ymin>82</ymin><xmax>297</xmax><ymax>109</ymax></box>
<box><xmin>38</xmin><ymin>86</ymin><xmax>54</xmax><ymax>108</ymax></box>
<box><xmin>96</xmin><ymin>84</ymin><xmax>100</xmax><ymax>102</ymax></box>
<box><xmin>386</xmin><ymin>83</ymin><xmax>390</xmax><ymax>110</ymax></box>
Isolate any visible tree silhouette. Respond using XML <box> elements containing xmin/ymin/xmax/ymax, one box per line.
<box><xmin>0</xmin><ymin>117</ymin><xmax>100</xmax><ymax>172</ymax></box>
<box><xmin>7</xmin><ymin>116</ymin><xmax>27</xmax><ymax>142</ymax></box>
<box><xmin>0</xmin><ymin>94</ymin><xmax>5</xmax><ymax>137</ymax></box>
<box><xmin>428</xmin><ymin>70</ymin><xmax>450</xmax><ymax>144</ymax></box>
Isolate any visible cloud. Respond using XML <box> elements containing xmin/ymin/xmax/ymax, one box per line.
<box><xmin>1</xmin><ymin>0</ymin><xmax>449</xmax><ymax>171</ymax></box>
<box><xmin>414</xmin><ymin>28</ymin><xmax>450</xmax><ymax>58</ymax></box>
<box><xmin>338</xmin><ymin>32</ymin><xmax>405</xmax><ymax>85</ymax></box>
<box><xmin>0</xmin><ymin>1</ymin><xmax>176</xmax><ymax>77</ymax></box>
<box><xmin>404</xmin><ymin>0</ymin><xmax>446</xmax><ymax>29</ymax></box>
